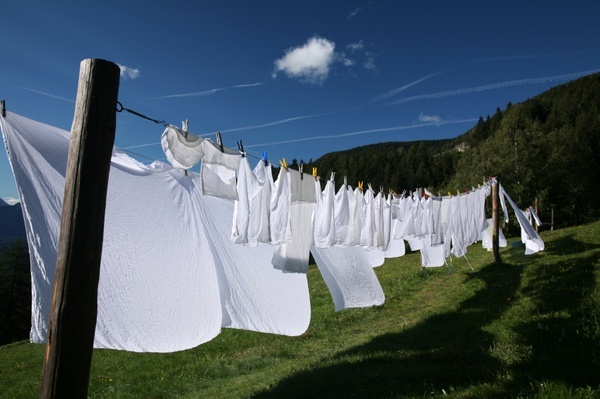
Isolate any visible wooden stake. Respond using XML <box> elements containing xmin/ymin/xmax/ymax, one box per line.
<box><xmin>492</xmin><ymin>181</ymin><xmax>501</xmax><ymax>264</ymax></box>
<box><xmin>39</xmin><ymin>59</ymin><xmax>120</xmax><ymax>399</ymax></box>
<box><xmin>535</xmin><ymin>197</ymin><xmax>539</xmax><ymax>233</ymax></box>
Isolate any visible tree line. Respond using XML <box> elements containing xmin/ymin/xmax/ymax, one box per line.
<box><xmin>310</xmin><ymin>72</ymin><xmax>600</xmax><ymax>229</ymax></box>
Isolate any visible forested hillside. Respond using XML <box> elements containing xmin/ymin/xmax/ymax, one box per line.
<box><xmin>311</xmin><ymin>72</ymin><xmax>600</xmax><ymax>228</ymax></box>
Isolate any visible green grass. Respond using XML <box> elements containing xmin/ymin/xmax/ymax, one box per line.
<box><xmin>1</xmin><ymin>221</ymin><xmax>599</xmax><ymax>398</ymax></box>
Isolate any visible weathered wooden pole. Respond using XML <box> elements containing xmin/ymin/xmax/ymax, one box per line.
<box><xmin>39</xmin><ymin>59</ymin><xmax>120</xmax><ymax>399</ymax></box>
<box><xmin>492</xmin><ymin>181</ymin><xmax>501</xmax><ymax>264</ymax></box>
<box><xmin>535</xmin><ymin>197</ymin><xmax>539</xmax><ymax>233</ymax></box>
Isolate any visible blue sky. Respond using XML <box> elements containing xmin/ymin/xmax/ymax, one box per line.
<box><xmin>2</xmin><ymin>1</ymin><xmax>600</xmax><ymax>204</ymax></box>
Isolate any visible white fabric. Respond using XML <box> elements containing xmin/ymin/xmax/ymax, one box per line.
<box><xmin>420</xmin><ymin>235</ymin><xmax>445</xmax><ymax>267</ymax></box>
<box><xmin>201</xmin><ymin>194</ymin><xmax>311</xmax><ymax>336</ymax></box>
<box><xmin>201</xmin><ymin>139</ymin><xmax>240</xmax><ymax>200</ymax></box>
<box><xmin>334</xmin><ymin>184</ymin><xmax>351</xmax><ymax>246</ymax></box>
<box><xmin>1</xmin><ymin>112</ymin><xmax>311</xmax><ymax>352</ymax></box>
<box><xmin>269</xmin><ymin>168</ymin><xmax>292</xmax><ymax>245</ymax></box>
<box><xmin>500</xmin><ymin>186</ymin><xmax>545</xmax><ymax>255</ymax></box>
<box><xmin>250</xmin><ymin>160</ymin><xmax>274</xmax><ymax>244</ymax></box>
<box><xmin>310</xmin><ymin>246</ymin><xmax>385</xmax><ymax>311</ymax></box>
<box><xmin>272</xmin><ymin>169</ymin><xmax>314</xmax><ymax>273</ymax></box>
<box><xmin>481</xmin><ymin>218</ymin><xmax>508</xmax><ymax>249</ymax></box>
<box><xmin>272</xmin><ymin>202</ymin><xmax>314</xmax><ymax>273</ymax></box>
<box><xmin>313</xmin><ymin>179</ymin><xmax>336</xmax><ymax>248</ymax></box>
<box><xmin>231</xmin><ymin>157</ymin><xmax>261</xmax><ymax>245</ymax></box>
<box><xmin>161</xmin><ymin>125</ymin><xmax>204</xmax><ymax>169</ymax></box>
<box><xmin>360</xmin><ymin>189</ymin><xmax>376</xmax><ymax>250</ymax></box>
<box><xmin>363</xmin><ymin>247</ymin><xmax>385</xmax><ymax>267</ymax></box>
<box><xmin>289</xmin><ymin>169</ymin><xmax>316</xmax><ymax>203</ymax></box>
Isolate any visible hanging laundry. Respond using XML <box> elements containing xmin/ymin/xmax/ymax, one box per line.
<box><xmin>310</xmin><ymin>245</ymin><xmax>385</xmax><ymax>311</ymax></box>
<box><xmin>200</xmin><ymin>194</ymin><xmax>311</xmax><ymax>336</ymax></box>
<box><xmin>420</xmin><ymin>235</ymin><xmax>446</xmax><ymax>267</ymax></box>
<box><xmin>313</xmin><ymin>177</ymin><xmax>336</xmax><ymax>248</ymax></box>
<box><xmin>160</xmin><ymin>124</ymin><xmax>204</xmax><ymax>169</ymax></box>
<box><xmin>1</xmin><ymin>111</ymin><xmax>311</xmax><ymax>352</ymax></box>
<box><xmin>334</xmin><ymin>184</ymin><xmax>351</xmax><ymax>246</ymax></box>
<box><xmin>231</xmin><ymin>157</ymin><xmax>262</xmax><ymax>245</ymax></box>
<box><xmin>200</xmin><ymin>139</ymin><xmax>240</xmax><ymax>200</ymax></box>
<box><xmin>481</xmin><ymin>218</ymin><xmax>508</xmax><ymax>249</ymax></box>
<box><xmin>360</xmin><ymin>187</ymin><xmax>377</xmax><ymax>250</ymax></box>
<box><xmin>500</xmin><ymin>185</ymin><xmax>545</xmax><ymax>255</ymax></box>
<box><xmin>249</xmin><ymin>160</ymin><xmax>274</xmax><ymax>244</ymax></box>
<box><xmin>272</xmin><ymin>168</ymin><xmax>314</xmax><ymax>273</ymax></box>
<box><xmin>348</xmin><ymin>186</ymin><xmax>364</xmax><ymax>247</ymax></box>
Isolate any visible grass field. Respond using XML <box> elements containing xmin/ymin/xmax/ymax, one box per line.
<box><xmin>1</xmin><ymin>221</ymin><xmax>599</xmax><ymax>398</ymax></box>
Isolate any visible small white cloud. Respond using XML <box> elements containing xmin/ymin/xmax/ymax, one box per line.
<box><xmin>419</xmin><ymin>113</ymin><xmax>442</xmax><ymax>125</ymax></box>
<box><xmin>3</xmin><ymin>197</ymin><xmax>20</xmax><ymax>205</ymax></box>
<box><xmin>118</xmin><ymin>64</ymin><xmax>140</xmax><ymax>80</ymax></box>
<box><xmin>346</xmin><ymin>40</ymin><xmax>364</xmax><ymax>52</ymax></box>
<box><xmin>272</xmin><ymin>36</ymin><xmax>335</xmax><ymax>85</ymax></box>
<box><xmin>347</xmin><ymin>7</ymin><xmax>361</xmax><ymax>20</ymax></box>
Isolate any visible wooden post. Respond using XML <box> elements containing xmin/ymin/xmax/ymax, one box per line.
<box><xmin>39</xmin><ymin>59</ymin><xmax>120</xmax><ymax>399</ymax></box>
<box><xmin>492</xmin><ymin>181</ymin><xmax>501</xmax><ymax>264</ymax></box>
<box><xmin>535</xmin><ymin>197</ymin><xmax>539</xmax><ymax>233</ymax></box>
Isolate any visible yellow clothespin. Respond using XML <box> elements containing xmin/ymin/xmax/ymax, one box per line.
<box><xmin>456</xmin><ymin>190</ymin><xmax>461</xmax><ymax>196</ymax></box>
<box><xmin>312</xmin><ymin>167</ymin><xmax>318</xmax><ymax>181</ymax></box>
<box><xmin>280</xmin><ymin>158</ymin><xmax>288</xmax><ymax>170</ymax></box>
<box><xmin>448</xmin><ymin>191</ymin><xmax>453</xmax><ymax>198</ymax></box>
<box><xmin>358</xmin><ymin>181</ymin><xmax>364</xmax><ymax>191</ymax></box>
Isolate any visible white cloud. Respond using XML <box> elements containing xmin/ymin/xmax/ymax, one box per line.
<box><xmin>272</xmin><ymin>36</ymin><xmax>378</xmax><ymax>84</ymax></box>
<box><xmin>272</xmin><ymin>36</ymin><xmax>336</xmax><ymax>84</ymax></box>
<box><xmin>419</xmin><ymin>113</ymin><xmax>442</xmax><ymax>125</ymax></box>
<box><xmin>118</xmin><ymin>64</ymin><xmax>140</xmax><ymax>80</ymax></box>
<box><xmin>346</xmin><ymin>40</ymin><xmax>364</xmax><ymax>52</ymax></box>
<box><xmin>3</xmin><ymin>197</ymin><xmax>20</xmax><ymax>205</ymax></box>
<box><xmin>347</xmin><ymin>7</ymin><xmax>361</xmax><ymax>20</ymax></box>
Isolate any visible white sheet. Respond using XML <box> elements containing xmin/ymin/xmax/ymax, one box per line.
<box><xmin>310</xmin><ymin>246</ymin><xmax>385</xmax><ymax>311</ymax></box>
<box><xmin>1</xmin><ymin>111</ymin><xmax>311</xmax><ymax>352</ymax></box>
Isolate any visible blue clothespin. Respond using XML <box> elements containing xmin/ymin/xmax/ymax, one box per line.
<box><xmin>261</xmin><ymin>151</ymin><xmax>268</xmax><ymax>166</ymax></box>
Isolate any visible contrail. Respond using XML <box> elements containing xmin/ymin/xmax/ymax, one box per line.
<box><xmin>362</xmin><ymin>70</ymin><xmax>447</xmax><ymax>106</ymax></box>
<box><xmin>10</xmin><ymin>84</ymin><xmax>74</xmax><ymax>103</ymax></box>
<box><xmin>149</xmin><ymin>82</ymin><xmax>264</xmax><ymax>99</ymax></box>
<box><xmin>245</xmin><ymin>118</ymin><xmax>477</xmax><ymax>148</ymax></box>
<box><xmin>384</xmin><ymin>69</ymin><xmax>600</xmax><ymax>106</ymax></box>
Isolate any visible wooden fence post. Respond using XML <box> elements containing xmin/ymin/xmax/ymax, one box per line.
<box><xmin>39</xmin><ymin>59</ymin><xmax>120</xmax><ymax>399</ymax></box>
<box><xmin>492</xmin><ymin>181</ymin><xmax>501</xmax><ymax>264</ymax></box>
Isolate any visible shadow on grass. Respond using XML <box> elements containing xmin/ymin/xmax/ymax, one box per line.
<box><xmin>252</xmin><ymin>261</ymin><xmax>524</xmax><ymax>399</ymax></box>
<box><xmin>509</xmin><ymin>250</ymin><xmax>600</xmax><ymax>390</ymax></box>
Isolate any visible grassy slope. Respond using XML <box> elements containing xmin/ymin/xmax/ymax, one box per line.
<box><xmin>1</xmin><ymin>222</ymin><xmax>599</xmax><ymax>399</ymax></box>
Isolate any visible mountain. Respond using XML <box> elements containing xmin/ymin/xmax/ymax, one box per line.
<box><xmin>0</xmin><ymin>203</ymin><xmax>26</xmax><ymax>244</ymax></box>
<box><xmin>310</xmin><ymin>72</ymin><xmax>600</xmax><ymax>228</ymax></box>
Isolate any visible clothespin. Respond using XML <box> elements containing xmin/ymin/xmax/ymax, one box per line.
<box><xmin>448</xmin><ymin>191</ymin><xmax>453</xmax><ymax>198</ymax></box>
<box><xmin>237</xmin><ymin>140</ymin><xmax>245</xmax><ymax>157</ymax></box>
<box><xmin>216</xmin><ymin>132</ymin><xmax>224</xmax><ymax>152</ymax></box>
<box><xmin>182</xmin><ymin>120</ymin><xmax>190</xmax><ymax>176</ymax></box>
<box><xmin>465</xmin><ymin>188</ymin><xmax>469</xmax><ymax>194</ymax></box>
<box><xmin>343</xmin><ymin>176</ymin><xmax>348</xmax><ymax>187</ymax></box>
<box><xmin>261</xmin><ymin>151</ymin><xmax>269</xmax><ymax>166</ymax></box>
<box><xmin>280</xmin><ymin>158</ymin><xmax>288</xmax><ymax>170</ymax></box>
<box><xmin>330</xmin><ymin>172</ymin><xmax>335</xmax><ymax>182</ymax></box>
<box><xmin>367</xmin><ymin>183</ymin><xmax>374</xmax><ymax>192</ymax></box>
<box><xmin>456</xmin><ymin>190</ymin><xmax>461</xmax><ymax>196</ymax></box>
<box><xmin>312</xmin><ymin>167</ymin><xmax>318</xmax><ymax>181</ymax></box>
<box><xmin>182</xmin><ymin>119</ymin><xmax>189</xmax><ymax>139</ymax></box>
<box><xmin>299</xmin><ymin>163</ymin><xmax>303</xmax><ymax>180</ymax></box>
<box><xmin>358</xmin><ymin>181</ymin><xmax>364</xmax><ymax>191</ymax></box>
<box><xmin>380</xmin><ymin>185</ymin><xmax>384</xmax><ymax>193</ymax></box>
